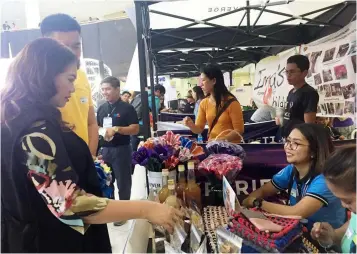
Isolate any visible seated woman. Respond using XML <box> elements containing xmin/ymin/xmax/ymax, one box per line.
<box><xmin>1</xmin><ymin>38</ymin><xmax>182</xmax><ymax>253</ymax></box>
<box><xmin>311</xmin><ymin>145</ymin><xmax>356</xmax><ymax>253</ymax></box>
<box><xmin>242</xmin><ymin>123</ymin><xmax>346</xmax><ymax>230</ymax></box>
<box><xmin>192</xmin><ymin>86</ymin><xmax>205</xmax><ymax>118</ymax></box>
<box><xmin>183</xmin><ymin>64</ymin><xmax>244</xmax><ymax>143</ymax></box>
<box><xmin>316</xmin><ymin>117</ymin><xmax>345</xmax><ymax>140</ymax></box>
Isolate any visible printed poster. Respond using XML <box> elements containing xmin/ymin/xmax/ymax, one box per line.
<box><xmin>253</xmin><ymin>21</ymin><xmax>356</xmax><ymax>118</ymax></box>
<box><xmin>301</xmin><ymin>21</ymin><xmax>356</xmax><ymax>118</ymax></box>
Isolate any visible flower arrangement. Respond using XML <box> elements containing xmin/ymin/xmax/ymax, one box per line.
<box><xmin>132</xmin><ymin>131</ymin><xmax>205</xmax><ymax>172</ymax></box>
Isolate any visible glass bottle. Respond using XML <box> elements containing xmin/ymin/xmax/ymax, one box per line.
<box><xmin>158</xmin><ymin>169</ymin><xmax>169</xmax><ymax>203</ymax></box>
<box><xmin>184</xmin><ymin>161</ymin><xmax>202</xmax><ymax>210</ymax></box>
<box><xmin>176</xmin><ymin>165</ymin><xmax>186</xmax><ymax>201</ymax></box>
<box><xmin>165</xmin><ymin>179</ymin><xmax>180</xmax><ymax>208</ymax></box>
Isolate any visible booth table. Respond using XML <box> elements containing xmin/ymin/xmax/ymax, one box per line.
<box><xmin>157</xmin><ymin>120</ymin><xmax>279</xmax><ymax>143</ymax></box>
<box><xmin>158</xmin><ymin>110</ymin><xmax>256</xmax><ymax>124</ymax></box>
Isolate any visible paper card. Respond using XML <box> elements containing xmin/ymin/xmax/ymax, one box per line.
<box><xmin>223</xmin><ymin>176</ymin><xmax>240</xmax><ymax>216</ymax></box>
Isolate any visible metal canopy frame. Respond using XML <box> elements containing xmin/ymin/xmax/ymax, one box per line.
<box><xmin>144</xmin><ymin>0</ymin><xmax>355</xmax><ymax>77</ymax></box>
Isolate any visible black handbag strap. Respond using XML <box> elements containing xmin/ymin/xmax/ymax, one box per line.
<box><xmin>209</xmin><ymin>98</ymin><xmax>237</xmax><ymax>135</ymax></box>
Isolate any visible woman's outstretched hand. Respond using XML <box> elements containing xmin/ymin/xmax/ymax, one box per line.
<box><xmin>183</xmin><ymin>117</ymin><xmax>195</xmax><ymax>129</ymax></box>
<box><xmin>145</xmin><ymin>202</ymin><xmax>184</xmax><ymax>234</ymax></box>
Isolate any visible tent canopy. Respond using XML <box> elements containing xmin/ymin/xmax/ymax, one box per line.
<box><xmin>148</xmin><ymin>0</ymin><xmax>356</xmax><ymax>77</ymax></box>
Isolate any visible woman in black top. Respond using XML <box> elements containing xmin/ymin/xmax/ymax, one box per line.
<box><xmin>1</xmin><ymin>38</ymin><xmax>182</xmax><ymax>253</ymax></box>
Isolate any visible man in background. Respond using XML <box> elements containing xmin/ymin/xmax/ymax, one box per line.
<box><xmin>97</xmin><ymin>77</ymin><xmax>139</xmax><ymax>226</ymax></box>
<box><xmin>121</xmin><ymin>91</ymin><xmax>132</xmax><ymax>103</ymax></box>
<box><xmin>41</xmin><ymin>14</ymin><xmax>98</xmax><ymax>156</ymax></box>
<box><xmin>277</xmin><ymin>54</ymin><xmax>319</xmax><ymax>137</ymax></box>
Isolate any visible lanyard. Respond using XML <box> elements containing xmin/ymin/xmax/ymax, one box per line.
<box><xmin>295</xmin><ymin>181</ymin><xmax>309</xmax><ymax>202</ymax></box>
<box><xmin>107</xmin><ymin>103</ymin><xmax>116</xmax><ymax>117</ymax></box>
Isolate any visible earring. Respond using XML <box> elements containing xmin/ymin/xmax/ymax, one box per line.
<box><xmin>311</xmin><ymin>155</ymin><xmax>314</xmax><ymax>158</ymax></box>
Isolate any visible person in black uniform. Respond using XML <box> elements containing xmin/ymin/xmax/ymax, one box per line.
<box><xmin>181</xmin><ymin>95</ymin><xmax>195</xmax><ymax>114</ymax></box>
<box><xmin>97</xmin><ymin>76</ymin><xmax>139</xmax><ymax>226</ymax></box>
<box><xmin>281</xmin><ymin>55</ymin><xmax>319</xmax><ymax>137</ymax></box>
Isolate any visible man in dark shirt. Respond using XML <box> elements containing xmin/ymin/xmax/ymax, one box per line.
<box><xmin>97</xmin><ymin>76</ymin><xmax>139</xmax><ymax>226</ymax></box>
<box><xmin>281</xmin><ymin>55</ymin><xmax>319</xmax><ymax>137</ymax></box>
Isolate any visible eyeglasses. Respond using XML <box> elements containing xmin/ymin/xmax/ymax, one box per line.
<box><xmin>284</xmin><ymin>70</ymin><xmax>301</xmax><ymax>76</ymax></box>
<box><xmin>284</xmin><ymin>139</ymin><xmax>309</xmax><ymax>150</ymax></box>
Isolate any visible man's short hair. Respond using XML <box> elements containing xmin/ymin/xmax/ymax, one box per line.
<box><xmin>40</xmin><ymin>14</ymin><xmax>81</xmax><ymax>36</ymax></box>
<box><xmin>122</xmin><ymin>91</ymin><xmax>131</xmax><ymax>96</ymax></box>
<box><xmin>101</xmin><ymin>76</ymin><xmax>120</xmax><ymax>88</ymax></box>
<box><xmin>287</xmin><ymin>54</ymin><xmax>310</xmax><ymax>72</ymax></box>
<box><xmin>154</xmin><ymin>84</ymin><xmax>166</xmax><ymax>95</ymax></box>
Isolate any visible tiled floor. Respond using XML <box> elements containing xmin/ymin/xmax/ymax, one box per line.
<box><xmin>107</xmin><ymin>166</ymin><xmax>148</xmax><ymax>253</ymax></box>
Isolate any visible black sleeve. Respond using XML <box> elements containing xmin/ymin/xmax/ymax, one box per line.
<box><xmin>127</xmin><ymin>105</ymin><xmax>139</xmax><ymax>125</ymax></box>
<box><xmin>302</xmin><ymin>89</ymin><xmax>319</xmax><ymax>113</ymax></box>
<box><xmin>96</xmin><ymin>106</ymin><xmax>103</xmax><ymax>127</ymax></box>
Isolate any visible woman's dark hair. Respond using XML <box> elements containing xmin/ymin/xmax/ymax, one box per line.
<box><xmin>1</xmin><ymin>38</ymin><xmax>77</xmax><ymax>127</ymax></box>
<box><xmin>323</xmin><ymin>145</ymin><xmax>356</xmax><ymax>192</ymax></box>
<box><xmin>201</xmin><ymin>64</ymin><xmax>236</xmax><ymax>112</ymax></box>
<box><xmin>292</xmin><ymin>123</ymin><xmax>334</xmax><ymax>175</ymax></box>
<box><xmin>193</xmin><ymin>86</ymin><xmax>205</xmax><ymax>101</ymax></box>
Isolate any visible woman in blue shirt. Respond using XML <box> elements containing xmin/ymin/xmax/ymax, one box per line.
<box><xmin>243</xmin><ymin>123</ymin><xmax>346</xmax><ymax>230</ymax></box>
<box><xmin>192</xmin><ymin>86</ymin><xmax>205</xmax><ymax>118</ymax></box>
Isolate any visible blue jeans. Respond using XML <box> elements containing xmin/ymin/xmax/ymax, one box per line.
<box><xmin>102</xmin><ymin>145</ymin><xmax>132</xmax><ymax>200</ymax></box>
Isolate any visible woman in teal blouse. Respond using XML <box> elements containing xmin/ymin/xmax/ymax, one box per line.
<box><xmin>311</xmin><ymin>145</ymin><xmax>356</xmax><ymax>253</ymax></box>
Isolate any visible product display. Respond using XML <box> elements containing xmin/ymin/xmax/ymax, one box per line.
<box><xmin>198</xmin><ymin>154</ymin><xmax>243</xmax><ymax>180</ymax></box>
<box><xmin>165</xmin><ymin>179</ymin><xmax>180</xmax><ymax>209</ymax></box>
<box><xmin>159</xmin><ymin>169</ymin><xmax>170</xmax><ymax>203</ymax></box>
<box><xmin>184</xmin><ymin>161</ymin><xmax>202</xmax><ymax>210</ymax></box>
<box><xmin>176</xmin><ymin>165</ymin><xmax>187</xmax><ymax>200</ymax></box>
<box><xmin>137</xmin><ymin>131</ymin><xmax>312</xmax><ymax>253</ymax></box>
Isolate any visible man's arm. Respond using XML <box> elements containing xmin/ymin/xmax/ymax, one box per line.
<box><xmin>115</xmin><ymin>124</ymin><xmax>139</xmax><ymax>135</ymax></box>
<box><xmin>304</xmin><ymin>112</ymin><xmax>317</xmax><ymax>123</ymax></box>
<box><xmin>304</xmin><ymin>90</ymin><xmax>319</xmax><ymax>124</ymax></box>
<box><xmin>88</xmin><ymin>106</ymin><xmax>99</xmax><ymax>156</ymax></box>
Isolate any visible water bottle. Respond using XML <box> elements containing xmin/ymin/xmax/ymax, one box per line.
<box><xmin>197</xmin><ymin>134</ymin><xmax>203</xmax><ymax>143</ymax></box>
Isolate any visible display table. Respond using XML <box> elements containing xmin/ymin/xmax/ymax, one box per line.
<box><xmin>159</xmin><ymin>112</ymin><xmax>195</xmax><ymax>122</ymax></box>
<box><xmin>158</xmin><ymin>110</ymin><xmax>256</xmax><ymax>123</ymax></box>
<box><xmin>157</xmin><ymin>120</ymin><xmax>279</xmax><ymax>143</ymax></box>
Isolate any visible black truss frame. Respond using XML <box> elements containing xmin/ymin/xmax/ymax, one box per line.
<box><xmin>146</xmin><ymin>0</ymin><xmax>354</xmax><ymax>77</ymax></box>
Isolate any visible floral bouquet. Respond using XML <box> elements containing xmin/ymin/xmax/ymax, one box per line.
<box><xmin>132</xmin><ymin>131</ymin><xmax>205</xmax><ymax>172</ymax></box>
<box><xmin>206</xmin><ymin>140</ymin><xmax>246</xmax><ymax>160</ymax></box>
<box><xmin>198</xmin><ymin>154</ymin><xmax>243</xmax><ymax>181</ymax></box>
<box><xmin>94</xmin><ymin>159</ymin><xmax>113</xmax><ymax>198</ymax></box>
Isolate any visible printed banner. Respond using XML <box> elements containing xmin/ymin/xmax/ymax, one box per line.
<box><xmin>252</xmin><ymin>49</ymin><xmax>297</xmax><ymax>109</ymax></box>
<box><xmin>253</xmin><ymin>21</ymin><xmax>356</xmax><ymax>118</ymax></box>
<box><xmin>301</xmin><ymin>21</ymin><xmax>356</xmax><ymax>118</ymax></box>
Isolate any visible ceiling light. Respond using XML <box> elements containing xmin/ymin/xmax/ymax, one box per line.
<box><xmin>180</xmin><ymin>58</ymin><xmax>186</xmax><ymax>61</ymax></box>
<box><xmin>228</xmin><ymin>56</ymin><xmax>234</xmax><ymax>59</ymax></box>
